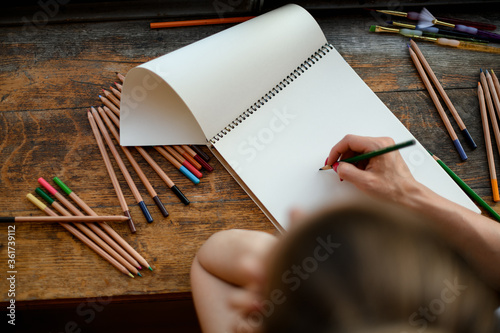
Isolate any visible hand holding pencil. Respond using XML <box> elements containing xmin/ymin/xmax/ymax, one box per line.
<box><xmin>324</xmin><ymin>135</ymin><xmax>418</xmax><ymax>203</ymax></box>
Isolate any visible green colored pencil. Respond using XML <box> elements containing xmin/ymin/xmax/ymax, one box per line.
<box><xmin>429</xmin><ymin>151</ymin><xmax>500</xmax><ymax>221</ymax></box>
<box><xmin>320</xmin><ymin>139</ymin><xmax>416</xmax><ymax>170</ymax></box>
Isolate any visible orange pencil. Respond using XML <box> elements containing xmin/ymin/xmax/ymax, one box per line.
<box><xmin>150</xmin><ymin>16</ymin><xmax>255</xmax><ymax>29</ymax></box>
<box><xmin>164</xmin><ymin>145</ymin><xmax>202</xmax><ymax>178</ymax></box>
<box><xmin>174</xmin><ymin>145</ymin><xmax>202</xmax><ymax>170</ymax></box>
<box><xmin>478</xmin><ymin>82</ymin><xmax>499</xmax><ymax>201</ymax></box>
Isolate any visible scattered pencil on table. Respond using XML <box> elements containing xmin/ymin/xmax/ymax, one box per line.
<box><xmin>408</xmin><ymin>43</ymin><xmax>467</xmax><ymax>161</ymax></box>
<box><xmin>0</xmin><ymin>215</ymin><xmax>131</xmax><ymax>223</ymax></box>
<box><xmin>477</xmin><ymin>82</ymin><xmax>500</xmax><ymax>202</ymax></box>
<box><xmin>320</xmin><ymin>139</ymin><xmax>416</xmax><ymax>171</ymax></box>
<box><xmin>410</xmin><ymin>39</ymin><xmax>476</xmax><ymax>149</ymax></box>
<box><xmin>429</xmin><ymin>152</ymin><xmax>500</xmax><ymax>221</ymax></box>
<box><xmin>150</xmin><ymin>16</ymin><xmax>255</xmax><ymax>29</ymax></box>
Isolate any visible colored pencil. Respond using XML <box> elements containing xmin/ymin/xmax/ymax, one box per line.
<box><xmin>0</xmin><ymin>215</ymin><xmax>130</xmax><ymax>223</ymax></box>
<box><xmin>408</xmin><ymin>45</ymin><xmax>467</xmax><ymax>161</ymax></box>
<box><xmin>388</xmin><ymin>21</ymin><xmax>491</xmax><ymax>43</ymax></box>
<box><xmin>91</xmin><ymin>107</ymin><xmax>153</xmax><ymax>223</ymax></box>
<box><xmin>477</xmin><ymin>82</ymin><xmax>500</xmax><ymax>201</ymax></box>
<box><xmin>97</xmin><ymin>106</ymin><xmax>169</xmax><ymax>217</ymax></box>
<box><xmin>99</xmin><ymin>95</ymin><xmax>120</xmax><ymax>116</ymax></box>
<box><xmin>154</xmin><ymin>146</ymin><xmax>200</xmax><ymax>184</ymax></box>
<box><xmin>174</xmin><ymin>145</ymin><xmax>202</xmax><ymax>170</ymax></box>
<box><xmin>163</xmin><ymin>145</ymin><xmax>203</xmax><ymax>179</ymax></box>
<box><xmin>99</xmin><ymin>82</ymin><xmax>202</xmax><ymax>183</ymax></box>
<box><xmin>181</xmin><ymin>145</ymin><xmax>214</xmax><ymax>172</ymax></box>
<box><xmin>100</xmin><ymin>106</ymin><xmax>190</xmax><ymax>205</ymax></box>
<box><xmin>491</xmin><ymin>70</ymin><xmax>500</xmax><ymax>97</ymax></box>
<box><xmin>115</xmin><ymin>82</ymin><xmax>123</xmax><ymax>92</ymax></box>
<box><xmin>429</xmin><ymin>153</ymin><xmax>500</xmax><ymax>221</ymax></box>
<box><xmin>110</xmin><ymin>86</ymin><xmax>121</xmax><ymax>99</ymax></box>
<box><xmin>410</xmin><ymin>40</ymin><xmax>476</xmax><ymax>149</ymax></box>
<box><xmin>87</xmin><ymin>109</ymin><xmax>136</xmax><ymax>233</ymax></box>
<box><xmin>190</xmin><ymin>145</ymin><xmax>211</xmax><ymax>162</ymax></box>
<box><xmin>117</xmin><ymin>73</ymin><xmax>125</xmax><ymax>83</ymax></box>
<box><xmin>320</xmin><ymin>139</ymin><xmax>416</xmax><ymax>170</ymax></box>
<box><xmin>48</xmin><ymin>178</ymin><xmax>151</xmax><ymax>271</ymax></box>
<box><xmin>26</xmin><ymin>193</ymin><xmax>135</xmax><ymax>278</ymax></box>
<box><xmin>34</xmin><ymin>186</ymin><xmax>142</xmax><ymax>274</ymax></box>
<box><xmin>486</xmin><ymin>70</ymin><xmax>500</xmax><ymax>118</ymax></box>
<box><xmin>37</xmin><ymin>178</ymin><xmax>142</xmax><ymax>269</ymax></box>
<box><xmin>479</xmin><ymin>69</ymin><xmax>500</xmax><ymax>157</ymax></box>
<box><xmin>150</xmin><ymin>16</ymin><xmax>255</xmax><ymax>29</ymax></box>
<box><xmin>102</xmin><ymin>89</ymin><xmax>120</xmax><ymax>108</ymax></box>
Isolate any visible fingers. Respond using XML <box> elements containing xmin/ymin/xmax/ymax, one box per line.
<box><xmin>327</xmin><ymin>134</ymin><xmax>395</xmax><ymax>165</ymax></box>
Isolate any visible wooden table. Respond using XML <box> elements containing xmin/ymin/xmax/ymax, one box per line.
<box><xmin>1</xmin><ymin>2</ymin><xmax>499</xmax><ymax>332</ymax></box>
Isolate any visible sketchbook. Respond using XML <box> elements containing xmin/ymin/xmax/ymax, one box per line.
<box><xmin>120</xmin><ymin>4</ymin><xmax>480</xmax><ymax>231</ymax></box>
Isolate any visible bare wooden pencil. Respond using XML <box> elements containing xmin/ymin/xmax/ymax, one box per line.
<box><xmin>102</xmin><ymin>89</ymin><xmax>120</xmax><ymax>108</ymax></box>
<box><xmin>26</xmin><ymin>194</ymin><xmax>134</xmax><ymax>278</ymax></box>
<box><xmin>486</xmin><ymin>70</ymin><xmax>500</xmax><ymax>120</ymax></box>
<box><xmin>1</xmin><ymin>215</ymin><xmax>130</xmax><ymax>223</ymax></box>
<box><xmin>91</xmin><ymin>107</ymin><xmax>153</xmax><ymax>224</ymax></box>
<box><xmin>409</xmin><ymin>40</ymin><xmax>476</xmax><ymax>149</ymax></box>
<box><xmin>478</xmin><ymin>82</ymin><xmax>500</xmax><ymax>201</ymax></box>
<box><xmin>87</xmin><ymin>109</ymin><xmax>136</xmax><ymax>233</ymax></box>
<box><xmin>408</xmin><ymin>45</ymin><xmax>467</xmax><ymax>161</ymax></box>
<box><xmin>115</xmin><ymin>82</ymin><xmax>122</xmax><ymax>92</ymax></box>
<box><xmin>491</xmin><ymin>69</ymin><xmax>500</xmax><ymax>98</ymax></box>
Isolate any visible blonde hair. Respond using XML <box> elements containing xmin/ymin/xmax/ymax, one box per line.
<box><xmin>260</xmin><ymin>200</ymin><xmax>498</xmax><ymax>333</ymax></box>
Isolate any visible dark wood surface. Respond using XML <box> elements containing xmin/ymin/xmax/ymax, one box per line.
<box><xmin>1</xmin><ymin>1</ymin><xmax>499</xmax><ymax>331</ymax></box>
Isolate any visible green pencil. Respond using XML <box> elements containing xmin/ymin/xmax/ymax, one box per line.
<box><xmin>429</xmin><ymin>151</ymin><xmax>500</xmax><ymax>221</ymax></box>
<box><xmin>320</xmin><ymin>139</ymin><xmax>416</xmax><ymax>170</ymax></box>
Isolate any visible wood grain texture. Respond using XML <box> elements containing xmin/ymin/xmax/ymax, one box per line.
<box><xmin>0</xmin><ymin>4</ymin><xmax>499</xmax><ymax>308</ymax></box>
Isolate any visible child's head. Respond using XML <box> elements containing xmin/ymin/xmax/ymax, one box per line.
<box><xmin>258</xmin><ymin>200</ymin><xmax>498</xmax><ymax>333</ymax></box>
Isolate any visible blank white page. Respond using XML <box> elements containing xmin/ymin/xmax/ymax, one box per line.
<box><xmin>213</xmin><ymin>45</ymin><xmax>480</xmax><ymax>230</ymax></box>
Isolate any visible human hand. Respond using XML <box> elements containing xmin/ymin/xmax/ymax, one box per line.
<box><xmin>327</xmin><ymin>135</ymin><xmax>420</xmax><ymax>205</ymax></box>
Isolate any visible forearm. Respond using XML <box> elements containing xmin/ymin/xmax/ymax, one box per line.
<box><xmin>401</xmin><ymin>181</ymin><xmax>500</xmax><ymax>290</ymax></box>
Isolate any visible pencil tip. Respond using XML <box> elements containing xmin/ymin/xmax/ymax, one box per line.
<box><xmin>148</xmin><ymin>266</ymin><xmax>153</xmax><ymax>271</ymax></box>
<box><xmin>129</xmin><ymin>273</ymin><xmax>135</xmax><ymax>278</ymax></box>
<box><xmin>99</xmin><ymin>95</ymin><xmax>102</xmax><ymax>98</ymax></box>
<box><xmin>486</xmin><ymin>69</ymin><xmax>490</xmax><ymax>75</ymax></box>
<box><xmin>480</xmin><ymin>68</ymin><xmax>483</xmax><ymax>73</ymax></box>
<box><xmin>137</xmin><ymin>272</ymin><xmax>142</xmax><ymax>277</ymax></box>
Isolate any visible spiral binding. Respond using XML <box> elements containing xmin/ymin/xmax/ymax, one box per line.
<box><xmin>209</xmin><ymin>43</ymin><xmax>334</xmax><ymax>144</ymax></box>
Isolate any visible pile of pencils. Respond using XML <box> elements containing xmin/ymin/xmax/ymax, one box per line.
<box><xmin>90</xmin><ymin>73</ymin><xmax>213</xmax><ymax>233</ymax></box>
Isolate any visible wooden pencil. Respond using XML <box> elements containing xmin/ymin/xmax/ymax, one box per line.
<box><xmin>163</xmin><ymin>145</ymin><xmax>203</xmax><ymax>178</ymax></box>
<box><xmin>174</xmin><ymin>145</ymin><xmax>202</xmax><ymax>170</ymax></box>
<box><xmin>0</xmin><ymin>215</ymin><xmax>130</xmax><ymax>223</ymax></box>
<box><xmin>491</xmin><ymin>69</ymin><xmax>500</xmax><ymax>98</ymax></box>
<box><xmin>48</xmin><ymin>177</ymin><xmax>152</xmax><ymax>271</ymax></box>
<box><xmin>486</xmin><ymin>70</ymin><xmax>500</xmax><ymax>119</ymax></box>
<box><xmin>34</xmin><ymin>187</ymin><xmax>142</xmax><ymax>275</ymax></box>
<box><xmin>110</xmin><ymin>86</ymin><xmax>121</xmax><ymax>99</ymax></box>
<box><xmin>91</xmin><ymin>107</ymin><xmax>153</xmax><ymax>223</ymax></box>
<box><xmin>100</xmin><ymin>106</ymin><xmax>190</xmax><ymax>205</ymax></box>
<box><xmin>181</xmin><ymin>145</ymin><xmax>214</xmax><ymax>172</ymax></box>
<box><xmin>150</xmin><ymin>16</ymin><xmax>254</xmax><ymax>29</ymax></box>
<box><xmin>37</xmin><ymin>179</ymin><xmax>142</xmax><ymax>270</ymax></box>
<box><xmin>117</xmin><ymin>73</ymin><xmax>125</xmax><ymax>83</ymax></box>
<box><xmin>102</xmin><ymin>89</ymin><xmax>120</xmax><ymax>108</ymax></box>
<box><xmin>479</xmin><ymin>70</ymin><xmax>500</xmax><ymax>158</ymax></box>
<box><xmin>154</xmin><ymin>146</ymin><xmax>200</xmax><ymax>184</ymax></box>
<box><xmin>409</xmin><ymin>40</ymin><xmax>476</xmax><ymax>149</ymax></box>
<box><xmin>478</xmin><ymin>82</ymin><xmax>500</xmax><ymax>201</ymax></box>
<box><xmin>190</xmin><ymin>145</ymin><xmax>211</xmax><ymax>162</ymax></box>
<box><xmin>87</xmin><ymin>109</ymin><xmax>136</xmax><ymax>233</ymax></box>
<box><xmin>99</xmin><ymin>95</ymin><xmax>120</xmax><ymax>116</ymax></box>
<box><xmin>97</xmin><ymin>106</ymin><xmax>169</xmax><ymax>217</ymax></box>
<box><xmin>26</xmin><ymin>194</ymin><xmax>135</xmax><ymax>278</ymax></box>
<box><xmin>408</xmin><ymin>45</ymin><xmax>467</xmax><ymax>161</ymax></box>
<box><xmin>115</xmin><ymin>82</ymin><xmax>123</xmax><ymax>92</ymax></box>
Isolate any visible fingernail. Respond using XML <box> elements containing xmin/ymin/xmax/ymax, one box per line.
<box><xmin>332</xmin><ymin>162</ymin><xmax>339</xmax><ymax>173</ymax></box>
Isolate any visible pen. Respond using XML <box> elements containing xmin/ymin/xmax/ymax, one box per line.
<box><xmin>320</xmin><ymin>139</ymin><xmax>416</xmax><ymax>170</ymax></box>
